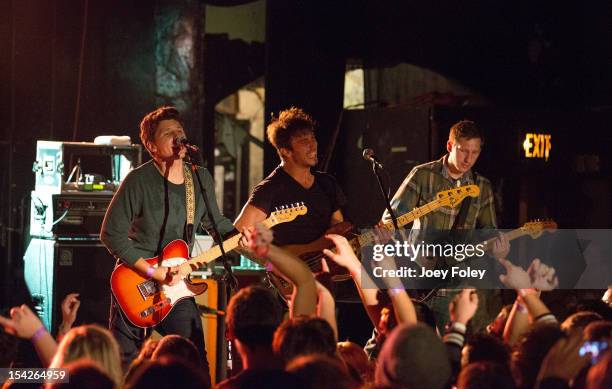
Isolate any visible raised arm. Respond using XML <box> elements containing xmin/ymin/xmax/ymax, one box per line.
<box><xmin>499</xmin><ymin>257</ymin><xmax>559</xmax><ymax>345</ymax></box>
<box><xmin>323</xmin><ymin>234</ymin><xmax>382</xmax><ymax>327</ymax></box>
<box><xmin>0</xmin><ymin>305</ymin><xmax>58</xmax><ymax>367</ymax></box>
<box><xmin>241</xmin><ymin>224</ymin><xmax>317</xmax><ymax>317</ymax></box>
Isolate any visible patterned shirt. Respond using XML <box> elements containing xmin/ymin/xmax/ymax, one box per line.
<box><xmin>382</xmin><ymin>155</ymin><xmax>497</xmax><ymax>245</ymax></box>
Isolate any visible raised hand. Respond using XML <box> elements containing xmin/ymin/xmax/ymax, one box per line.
<box><xmin>60</xmin><ymin>293</ymin><xmax>80</xmax><ymax>329</ymax></box>
<box><xmin>240</xmin><ymin>223</ymin><xmax>274</xmax><ymax>257</ymax></box>
<box><xmin>0</xmin><ymin>304</ymin><xmax>45</xmax><ymax>339</ymax></box>
<box><xmin>491</xmin><ymin>232</ymin><xmax>510</xmax><ymax>260</ymax></box>
<box><xmin>527</xmin><ymin>258</ymin><xmax>559</xmax><ymax>291</ymax></box>
<box><xmin>497</xmin><ymin>258</ymin><xmax>532</xmax><ymax>290</ymax></box>
<box><xmin>449</xmin><ymin>288</ymin><xmax>479</xmax><ymax>325</ymax></box>
<box><xmin>322</xmin><ymin>234</ymin><xmax>359</xmax><ymax>270</ymax></box>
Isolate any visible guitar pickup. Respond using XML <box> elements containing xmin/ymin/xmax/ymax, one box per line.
<box><xmin>137</xmin><ymin>280</ymin><xmax>159</xmax><ymax>300</ymax></box>
<box><xmin>139</xmin><ymin>298</ymin><xmax>171</xmax><ymax>318</ymax></box>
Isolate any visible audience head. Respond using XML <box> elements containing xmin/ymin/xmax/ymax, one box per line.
<box><xmin>337</xmin><ymin>341</ymin><xmax>373</xmax><ymax>385</ymax></box>
<box><xmin>49</xmin><ymin>324</ymin><xmax>122</xmax><ymax>387</ymax></box>
<box><xmin>457</xmin><ymin>361</ymin><xmax>516</xmax><ymax>389</ymax></box>
<box><xmin>512</xmin><ymin>324</ymin><xmax>564</xmax><ymax>389</ymax></box>
<box><xmin>124</xmin><ymin>357</ymin><xmax>209</xmax><ymax>389</ymax></box>
<box><xmin>273</xmin><ymin>316</ymin><xmax>336</xmax><ymax>363</ymax></box>
<box><xmin>151</xmin><ymin>335</ymin><xmax>200</xmax><ymax>367</ymax></box>
<box><xmin>46</xmin><ymin>359</ymin><xmax>115</xmax><ymax>389</ymax></box>
<box><xmin>584</xmin><ymin>320</ymin><xmax>612</xmax><ymax>342</ymax></box>
<box><xmin>375</xmin><ymin>323</ymin><xmax>451</xmax><ymax>389</ymax></box>
<box><xmin>226</xmin><ymin>285</ymin><xmax>283</xmax><ymax>349</ymax></box>
<box><xmin>462</xmin><ymin>333</ymin><xmax>511</xmax><ymax>367</ymax></box>
<box><xmin>561</xmin><ymin>311</ymin><xmax>604</xmax><ymax>333</ymax></box>
<box><xmin>287</xmin><ymin>354</ymin><xmax>359</xmax><ymax>389</ymax></box>
<box><xmin>137</xmin><ymin>338</ymin><xmax>159</xmax><ymax>360</ymax></box>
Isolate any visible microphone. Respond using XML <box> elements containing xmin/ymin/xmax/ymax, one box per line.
<box><xmin>174</xmin><ymin>135</ymin><xmax>200</xmax><ymax>152</ymax></box>
<box><xmin>362</xmin><ymin>148</ymin><xmax>384</xmax><ymax>169</ymax></box>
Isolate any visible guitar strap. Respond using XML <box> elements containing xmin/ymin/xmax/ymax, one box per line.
<box><xmin>184</xmin><ymin>163</ymin><xmax>195</xmax><ymax>245</ymax></box>
<box><xmin>450</xmin><ymin>171</ymin><xmax>477</xmax><ymax>232</ymax></box>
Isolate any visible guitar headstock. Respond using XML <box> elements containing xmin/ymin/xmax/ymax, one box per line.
<box><xmin>437</xmin><ymin>184</ymin><xmax>480</xmax><ymax>208</ymax></box>
<box><xmin>265</xmin><ymin>203</ymin><xmax>308</xmax><ymax>227</ymax></box>
<box><xmin>521</xmin><ymin>219</ymin><xmax>558</xmax><ymax>239</ymax></box>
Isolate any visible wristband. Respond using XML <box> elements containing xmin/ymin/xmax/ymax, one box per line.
<box><xmin>515</xmin><ymin>300</ymin><xmax>528</xmax><ymax>313</ymax></box>
<box><xmin>389</xmin><ymin>287</ymin><xmax>405</xmax><ymax>297</ymax></box>
<box><xmin>145</xmin><ymin>266</ymin><xmax>156</xmax><ymax>279</ymax></box>
<box><xmin>30</xmin><ymin>326</ymin><xmax>47</xmax><ymax>343</ymax></box>
<box><xmin>446</xmin><ymin>321</ymin><xmax>467</xmax><ymax>334</ymax></box>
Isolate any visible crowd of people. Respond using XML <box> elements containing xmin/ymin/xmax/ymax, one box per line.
<box><xmin>1</xmin><ymin>223</ymin><xmax>612</xmax><ymax>388</ymax></box>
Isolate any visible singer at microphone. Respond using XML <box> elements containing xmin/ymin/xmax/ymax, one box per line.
<box><xmin>174</xmin><ymin>135</ymin><xmax>200</xmax><ymax>152</ymax></box>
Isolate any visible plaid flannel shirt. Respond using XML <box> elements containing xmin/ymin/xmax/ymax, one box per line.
<box><xmin>382</xmin><ymin>155</ymin><xmax>497</xmax><ymax>243</ymax></box>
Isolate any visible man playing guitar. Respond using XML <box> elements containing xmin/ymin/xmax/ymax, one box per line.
<box><xmin>382</xmin><ymin>120</ymin><xmax>509</xmax><ymax>331</ymax></box>
<box><xmin>234</xmin><ymin>107</ymin><xmax>346</xmax><ymax>263</ymax></box>
<box><xmin>101</xmin><ymin>106</ymin><xmax>235</xmax><ymax>378</ymax></box>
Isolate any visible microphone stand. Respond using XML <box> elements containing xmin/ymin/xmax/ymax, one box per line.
<box><xmin>183</xmin><ymin>150</ymin><xmax>238</xmax><ymax>291</ymax></box>
<box><xmin>369</xmin><ymin>158</ymin><xmax>400</xmax><ymax>231</ymax></box>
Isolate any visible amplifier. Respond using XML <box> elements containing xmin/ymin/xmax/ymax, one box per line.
<box><xmin>24</xmin><ymin>238</ymin><xmax>115</xmax><ymax>333</ymax></box>
<box><xmin>53</xmin><ymin>192</ymin><xmax>113</xmax><ymax>237</ymax></box>
<box><xmin>30</xmin><ymin>191</ymin><xmax>114</xmax><ymax>238</ymax></box>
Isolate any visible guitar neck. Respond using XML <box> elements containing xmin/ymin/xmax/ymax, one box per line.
<box><xmin>178</xmin><ymin>218</ymin><xmax>275</xmax><ymax>274</ymax></box>
<box><xmin>353</xmin><ymin>199</ymin><xmax>444</xmax><ymax>248</ymax></box>
<box><xmin>393</xmin><ymin>199</ymin><xmax>444</xmax><ymax>229</ymax></box>
<box><xmin>481</xmin><ymin>228</ymin><xmax>528</xmax><ymax>250</ymax></box>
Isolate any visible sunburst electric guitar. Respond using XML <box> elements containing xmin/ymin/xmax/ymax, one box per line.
<box><xmin>270</xmin><ymin>184</ymin><xmax>481</xmax><ymax>298</ymax></box>
<box><xmin>111</xmin><ymin>203</ymin><xmax>308</xmax><ymax>328</ymax></box>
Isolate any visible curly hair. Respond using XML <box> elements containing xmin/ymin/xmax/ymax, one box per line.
<box><xmin>266</xmin><ymin>107</ymin><xmax>316</xmax><ymax>151</ymax></box>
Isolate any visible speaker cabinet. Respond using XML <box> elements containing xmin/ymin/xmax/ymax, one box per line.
<box><xmin>24</xmin><ymin>238</ymin><xmax>115</xmax><ymax>333</ymax></box>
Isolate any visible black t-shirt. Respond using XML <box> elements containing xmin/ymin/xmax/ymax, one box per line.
<box><xmin>246</xmin><ymin>166</ymin><xmax>347</xmax><ymax>245</ymax></box>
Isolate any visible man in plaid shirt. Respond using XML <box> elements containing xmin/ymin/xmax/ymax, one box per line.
<box><xmin>382</xmin><ymin>120</ymin><xmax>509</xmax><ymax>331</ymax></box>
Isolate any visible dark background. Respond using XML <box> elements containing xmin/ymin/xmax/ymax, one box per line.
<box><xmin>2</xmin><ymin>0</ymin><xmax>612</xmax><ymax>339</ymax></box>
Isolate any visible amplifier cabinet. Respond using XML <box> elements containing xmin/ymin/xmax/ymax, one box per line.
<box><xmin>30</xmin><ymin>192</ymin><xmax>113</xmax><ymax>238</ymax></box>
<box><xmin>24</xmin><ymin>238</ymin><xmax>115</xmax><ymax>333</ymax></box>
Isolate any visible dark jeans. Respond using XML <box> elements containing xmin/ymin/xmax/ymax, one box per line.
<box><xmin>109</xmin><ymin>296</ymin><xmax>211</xmax><ymax>385</ymax></box>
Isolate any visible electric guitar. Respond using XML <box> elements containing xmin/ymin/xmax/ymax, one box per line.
<box><xmin>270</xmin><ymin>184</ymin><xmax>481</xmax><ymax>297</ymax></box>
<box><xmin>111</xmin><ymin>203</ymin><xmax>307</xmax><ymax>328</ymax></box>
<box><xmin>415</xmin><ymin>219</ymin><xmax>559</xmax><ymax>301</ymax></box>
<box><xmin>480</xmin><ymin>219</ymin><xmax>558</xmax><ymax>250</ymax></box>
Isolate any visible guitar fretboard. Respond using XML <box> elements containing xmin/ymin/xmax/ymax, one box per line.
<box><xmin>177</xmin><ymin>218</ymin><xmax>276</xmax><ymax>274</ymax></box>
<box><xmin>354</xmin><ymin>197</ymin><xmax>446</xmax><ymax>249</ymax></box>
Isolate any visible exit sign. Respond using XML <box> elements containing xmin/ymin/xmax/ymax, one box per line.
<box><xmin>523</xmin><ymin>133</ymin><xmax>552</xmax><ymax>161</ymax></box>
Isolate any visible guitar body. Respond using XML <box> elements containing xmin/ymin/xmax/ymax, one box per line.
<box><xmin>282</xmin><ymin>221</ymin><xmax>355</xmax><ymax>275</ymax></box>
<box><xmin>269</xmin><ymin>222</ymin><xmax>355</xmax><ymax>298</ymax></box>
<box><xmin>110</xmin><ymin>239</ymin><xmax>208</xmax><ymax>328</ymax></box>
